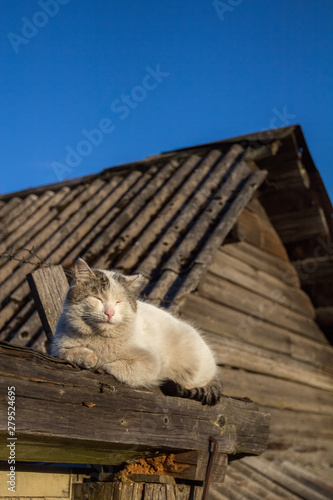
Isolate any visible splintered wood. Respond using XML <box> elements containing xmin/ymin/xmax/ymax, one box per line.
<box><xmin>27</xmin><ymin>265</ymin><xmax>68</xmax><ymax>342</ymax></box>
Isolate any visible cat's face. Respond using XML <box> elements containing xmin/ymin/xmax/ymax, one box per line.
<box><xmin>64</xmin><ymin>259</ymin><xmax>143</xmax><ymax>335</ymax></box>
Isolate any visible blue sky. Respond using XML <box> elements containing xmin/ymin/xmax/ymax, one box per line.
<box><xmin>1</xmin><ymin>0</ymin><xmax>332</xmax><ymax>200</ymax></box>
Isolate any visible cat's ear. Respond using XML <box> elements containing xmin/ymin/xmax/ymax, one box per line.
<box><xmin>122</xmin><ymin>273</ymin><xmax>145</xmax><ymax>294</ymax></box>
<box><xmin>74</xmin><ymin>258</ymin><xmax>96</xmax><ymax>284</ymax></box>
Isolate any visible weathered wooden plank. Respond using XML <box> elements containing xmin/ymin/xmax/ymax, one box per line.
<box><xmin>270</xmin><ymin>206</ymin><xmax>329</xmax><ymax>244</ymax></box>
<box><xmin>219</xmin><ymin>367</ymin><xmax>333</xmax><ymax>415</ymax></box>
<box><xmin>161</xmin><ymin>160</ymin><xmax>252</xmax><ymax>275</ymax></box>
<box><xmin>162</xmin><ymin>170</ymin><xmax>268</xmax><ymax>304</ymax></box>
<box><xmin>221</xmin><ymin>461</ymin><xmax>302</xmax><ymax>500</ymax></box>
<box><xmin>0</xmin><ymin>193</ymin><xmax>39</xmax><ymax>241</ymax></box>
<box><xmin>27</xmin><ymin>265</ymin><xmax>69</xmax><ymax>342</ymax></box>
<box><xmin>0</xmin><ymin>192</ymin><xmax>55</xmax><ymax>254</ymax></box>
<box><xmin>191</xmin><ymin>170</ymin><xmax>268</xmax><ymax>271</ymax></box>
<box><xmin>137</xmin><ymin>149</ymin><xmax>234</xmax><ymax>278</ymax></box>
<box><xmin>93</xmin><ymin>157</ymin><xmax>199</xmax><ymax>270</ymax></box>
<box><xmin>234</xmin><ymin>203</ymin><xmax>289</xmax><ymax>261</ymax></box>
<box><xmin>267</xmin><ymin>408</ymin><xmax>333</xmax><ymax>446</ymax></box>
<box><xmin>181</xmin><ymin>294</ymin><xmax>333</xmax><ymax>371</ymax></box>
<box><xmin>222</xmin><ymin>241</ymin><xmax>300</xmax><ymax>287</ymax></box>
<box><xmin>0</xmin><ymin>343</ymin><xmax>270</xmax><ymax>464</ymax></box>
<box><xmin>242</xmin><ymin>457</ymin><xmax>330</xmax><ymax>500</ymax></box>
<box><xmin>72</xmin><ymin>481</ymin><xmax>203</xmax><ymax>500</ymax></box>
<box><xmin>259</xmin><ymin>158</ymin><xmax>310</xmax><ymax>191</ymax></box>
<box><xmin>73</xmin><ymin>482</ymin><xmax>144</xmax><ymax>500</ymax></box>
<box><xmin>0</xmin><ymin>196</ymin><xmax>22</xmax><ymax>220</ymax></box>
<box><xmin>118</xmin><ymin>155</ymin><xmax>209</xmax><ymax>272</ymax></box>
<box><xmin>210</xmin><ymin>249</ymin><xmax>315</xmax><ymax>317</ymax></box>
<box><xmin>279</xmin><ymin>461</ymin><xmax>333</xmax><ymax>498</ymax></box>
<box><xmin>293</xmin><ymin>257</ymin><xmax>333</xmax><ymax>284</ymax></box>
<box><xmin>199</xmin><ymin>271</ymin><xmax>326</xmax><ymax>342</ymax></box>
<box><xmin>205</xmin><ymin>333</ymin><xmax>333</xmax><ymax>391</ymax></box>
<box><xmin>218</xmin><ymin>462</ymin><xmax>296</xmax><ymax>500</ymax></box>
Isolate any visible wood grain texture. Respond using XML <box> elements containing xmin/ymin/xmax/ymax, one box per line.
<box><xmin>0</xmin><ymin>343</ymin><xmax>270</xmax><ymax>465</ymax></box>
<box><xmin>27</xmin><ymin>265</ymin><xmax>69</xmax><ymax>342</ymax></box>
<box><xmin>72</xmin><ymin>481</ymin><xmax>203</xmax><ymax>500</ymax></box>
<box><xmin>219</xmin><ymin>367</ymin><xmax>333</xmax><ymax>415</ymax></box>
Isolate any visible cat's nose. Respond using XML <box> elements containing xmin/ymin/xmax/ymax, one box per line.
<box><xmin>105</xmin><ymin>308</ymin><xmax>115</xmax><ymax>320</ymax></box>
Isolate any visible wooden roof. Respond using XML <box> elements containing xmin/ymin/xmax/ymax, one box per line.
<box><xmin>0</xmin><ymin>125</ymin><xmax>333</xmax><ymax>499</ymax></box>
<box><xmin>0</xmin><ymin>142</ymin><xmax>267</xmax><ymax>351</ymax></box>
<box><xmin>1</xmin><ymin>126</ymin><xmax>332</xmax><ymax>350</ymax></box>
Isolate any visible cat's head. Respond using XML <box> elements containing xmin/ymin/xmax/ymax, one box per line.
<box><xmin>64</xmin><ymin>258</ymin><xmax>144</xmax><ymax>336</ymax></box>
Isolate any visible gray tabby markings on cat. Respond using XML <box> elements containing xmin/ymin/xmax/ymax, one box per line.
<box><xmin>51</xmin><ymin>259</ymin><xmax>222</xmax><ymax>405</ymax></box>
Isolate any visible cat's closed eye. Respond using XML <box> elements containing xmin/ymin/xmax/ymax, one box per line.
<box><xmin>92</xmin><ymin>296</ymin><xmax>103</xmax><ymax>303</ymax></box>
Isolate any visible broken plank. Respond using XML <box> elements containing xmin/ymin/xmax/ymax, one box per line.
<box><xmin>27</xmin><ymin>265</ymin><xmax>68</xmax><ymax>342</ymax></box>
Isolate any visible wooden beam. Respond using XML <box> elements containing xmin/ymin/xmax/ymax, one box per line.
<box><xmin>293</xmin><ymin>257</ymin><xmax>333</xmax><ymax>285</ymax></box>
<box><xmin>270</xmin><ymin>206</ymin><xmax>329</xmax><ymax>244</ymax></box>
<box><xmin>260</xmin><ymin>158</ymin><xmax>310</xmax><ymax>191</ymax></box>
<box><xmin>0</xmin><ymin>343</ymin><xmax>270</xmax><ymax>465</ymax></box>
<box><xmin>26</xmin><ymin>265</ymin><xmax>68</xmax><ymax>342</ymax></box>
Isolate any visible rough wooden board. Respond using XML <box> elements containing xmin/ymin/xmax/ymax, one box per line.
<box><xmin>242</xmin><ymin>456</ymin><xmax>331</xmax><ymax>500</ymax></box>
<box><xmin>200</xmin><ymin>271</ymin><xmax>326</xmax><ymax>342</ymax></box>
<box><xmin>222</xmin><ymin>241</ymin><xmax>300</xmax><ymax>287</ymax></box>
<box><xmin>118</xmin><ymin>153</ymin><xmax>214</xmax><ymax>272</ymax></box>
<box><xmin>181</xmin><ymin>294</ymin><xmax>333</xmax><ymax>372</ymax></box>
<box><xmin>219</xmin><ymin>464</ymin><xmax>296</xmax><ymax>500</ymax></box>
<box><xmin>0</xmin><ymin>344</ymin><xmax>270</xmax><ymax>464</ymax></box>
<box><xmin>266</xmin><ymin>408</ymin><xmax>333</xmax><ymax>445</ymax></box>
<box><xmin>62</xmin><ymin>170</ymin><xmax>143</xmax><ymax>267</ymax></box>
<box><xmin>27</xmin><ymin>265</ymin><xmax>69</xmax><ymax>342</ymax></box>
<box><xmin>137</xmin><ymin>149</ymin><xmax>234</xmax><ymax>278</ymax></box>
<box><xmin>161</xmin><ymin>160</ymin><xmax>252</xmax><ymax>274</ymax></box>
<box><xmin>162</xmin><ymin>170</ymin><xmax>268</xmax><ymax>306</ymax></box>
<box><xmin>279</xmin><ymin>461</ymin><xmax>333</xmax><ymax>498</ymax></box>
<box><xmin>235</xmin><ymin>204</ymin><xmax>289</xmax><ymax>261</ymax></box>
<box><xmin>210</xmin><ymin>248</ymin><xmax>315</xmax><ymax>318</ymax></box>
<box><xmin>72</xmin><ymin>482</ymin><xmax>203</xmax><ymax>500</ymax></box>
<box><xmin>271</xmin><ymin>206</ymin><xmax>329</xmax><ymax>244</ymax></box>
<box><xmin>220</xmin><ymin>460</ymin><xmax>302</xmax><ymax>500</ymax></box>
<box><xmin>293</xmin><ymin>257</ymin><xmax>333</xmax><ymax>284</ymax></box>
<box><xmin>0</xmin><ymin>192</ymin><xmax>50</xmax><ymax>252</ymax></box>
<box><xmin>93</xmin><ymin>157</ymin><xmax>199</xmax><ymax>270</ymax></box>
<box><xmin>219</xmin><ymin>367</ymin><xmax>333</xmax><ymax>415</ymax></box>
<box><xmin>205</xmin><ymin>333</ymin><xmax>333</xmax><ymax>392</ymax></box>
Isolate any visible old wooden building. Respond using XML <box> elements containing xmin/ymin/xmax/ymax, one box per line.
<box><xmin>0</xmin><ymin>125</ymin><xmax>332</xmax><ymax>499</ymax></box>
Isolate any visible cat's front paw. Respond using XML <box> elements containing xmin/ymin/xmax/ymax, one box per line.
<box><xmin>60</xmin><ymin>347</ymin><xmax>98</xmax><ymax>369</ymax></box>
<box><xmin>81</xmin><ymin>350</ymin><xmax>98</xmax><ymax>369</ymax></box>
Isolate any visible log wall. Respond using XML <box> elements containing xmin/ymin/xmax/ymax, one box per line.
<box><xmin>179</xmin><ymin>197</ymin><xmax>333</xmax><ymax>496</ymax></box>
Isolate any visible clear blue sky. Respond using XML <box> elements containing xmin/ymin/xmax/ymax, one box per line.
<box><xmin>1</xmin><ymin>0</ymin><xmax>332</xmax><ymax>200</ymax></box>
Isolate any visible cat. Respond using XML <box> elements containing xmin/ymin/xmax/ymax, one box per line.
<box><xmin>51</xmin><ymin>258</ymin><xmax>222</xmax><ymax>406</ymax></box>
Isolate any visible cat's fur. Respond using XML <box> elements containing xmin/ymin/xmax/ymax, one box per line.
<box><xmin>51</xmin><ymin>259</ymin><xmax>222</xmax><ymax>405</ymax></box>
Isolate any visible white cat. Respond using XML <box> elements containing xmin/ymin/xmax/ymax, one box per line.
<box><xmin>51</xmin><ymin>259</ymin><xmax>221</xmax><ymax>405</ymax></box>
